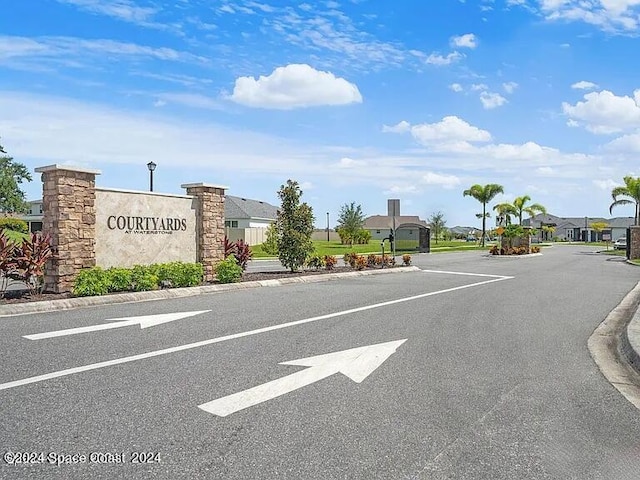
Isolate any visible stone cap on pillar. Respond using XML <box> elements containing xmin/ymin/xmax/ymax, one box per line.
<box><xmin>181</xmin><ymin>183</ymin><xmax>228</xmax><ymax>193</ymax></box>
<box><xmin>35</xmin><ymin>164</ymin><xmax>102</xmax><ymax>175</ymax></box>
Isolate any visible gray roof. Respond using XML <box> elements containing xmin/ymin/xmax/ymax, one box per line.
<box><xmin>225</xmin><ymin>195</ymin><xmax>279</xmax><ymax>221</ymax></box>
<box><xmin>363</xmin><ymin>215</ymin><xmax>429</xmax><ymax>230</ymax></box>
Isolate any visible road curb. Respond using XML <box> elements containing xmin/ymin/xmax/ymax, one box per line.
<box><xmin>0</xmin><ymin>266</ymin><xmax>421</xmax><ymax>317</ymax></box>
<box><xmin>588</xmin><ymin>280</ymin><xmax>640</xmax><ymax>410</ymax></box>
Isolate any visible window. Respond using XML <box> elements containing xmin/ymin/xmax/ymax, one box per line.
<box><xmin>376</xmin><ymin>230</ymin><xmax>380</xmax><ymax>234</ymax></box>
<box><xmin>225</xmin><ymin>220</ymin><xmax>238</xmax><ymax>228</ymax></box>
<box><xmin>39</xmin><ymin>204</ymin><xmax>43</xmax><ymax>214</ymax></box>
<box><xmin>409</xmin><ymin>230</ymin><xmax>413</xmax><ymax>235</ymax></box>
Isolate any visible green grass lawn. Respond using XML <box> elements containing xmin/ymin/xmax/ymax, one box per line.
<box><xmin>250</xmin><ymin>239</ymin><xmax>496</xmax><ymax>258</ymax></box>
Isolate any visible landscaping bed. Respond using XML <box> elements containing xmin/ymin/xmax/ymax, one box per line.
<box><xmin>0</xmin><ymin>265</ymin><xmax>370</xmax><ymax>305</ymax></box>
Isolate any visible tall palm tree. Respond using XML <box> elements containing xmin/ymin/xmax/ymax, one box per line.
<box><xmin>610</xmin><ymin>176</ymin><xmax>640</xmax><ymax>225</ymax></box>
<box><xmin>511</xmin><ymin>195</ymin><xmax>546</xmax><ymax>225</ymax></box>
<box><xmin>463</xmin><ymin>184</ymin><xmax>504</xmax><ymax>247</ymax></box>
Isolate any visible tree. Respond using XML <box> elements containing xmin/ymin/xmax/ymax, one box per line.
<box><xmin>590</xmin><ymin>222</ymin><xmax>609</xmax><ymax>243</ymax></box>
<box><xmin>493</xmin><ymin>202</ymin><xmax>515</xmax><ymax>225</ymax></box>
<box><xmin>276</xmin><ymin>180</ymin><xmax>314</xmax><ymax>272</ymax></box>
<box><xmin>610</xmin><ymin>176</ymin><xmax>640</xmax><ymax>225</ymax></box>
<box><xmin>541</xmin><ymin>225</ymin><xmax>556</xmax><ymax>242</ymax></box>
<box><xmin>0</xmin><ymin>139</ymin><xmax>32</xmax><ymax>214</ymax></box>
<box><xmin>510</xmin><ymin>195</ymin><xmax>546</xmax><ymax>225</ymax></box>
<box><xmin>336</xmin><ymin>202</ymin><xmax>365</xmax><ymax>246</ymax></box>
<box><xmin>428</xmin><ymin>211</ymin><xmax>446</xmax><ymax>244</ymax></box>
<box><xmin>463</xmin><ymin>184</ymin><xmax>504</xmax><ymax>247</ymax></box>
<box><xmin>261</xmin><ymin>222</ymin><xmax>279</xmax><ymax>256</ymax></box>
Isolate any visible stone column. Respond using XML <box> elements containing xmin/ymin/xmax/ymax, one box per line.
<box><xmin>181</xmin><ymin>183</ymin><xmax>227</xmax><ymax>281</ymax></box>
<box><xmin>35</xmin><ymin>165</ymin><xmax>101</xmax><ymax>293</ymax></box>
<box><xmin>629</xmin><ymin>226</ymin><xmax>640</xmax><ymax>260</ymax></box>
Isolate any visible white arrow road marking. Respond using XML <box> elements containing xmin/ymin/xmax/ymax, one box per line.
<box><xmin>198</xmin><ymin>339</ymin><xmax>407</xmax><ymax>417</ymax></box>
<box><xmin>0</xmin><ymin>273</ymin><xmax>511</xmax><ymax>391</ymax></box>
<box><xmin>23</xmin><ymin>310</ymin><xmax>211</xmax><ymax>340</ymax></box>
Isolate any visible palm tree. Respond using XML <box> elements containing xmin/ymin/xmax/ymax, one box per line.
<box><xmin>610</xmin><ymin>176</ymin><xmax>640</xmax><ymax>225</ymax></box>
<box><xmin>463</xmin><ymin>184</ymin><xmax>504</xmax><ymax>247</ymax></box>
<box><xmin>511</xmin><ymin>195</ymin><xmax>546</xmax><ymax>225</ymax></box>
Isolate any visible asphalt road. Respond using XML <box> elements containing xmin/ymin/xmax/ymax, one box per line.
<box><xmin>1</xmin><ymin>245</ymin><xmax>640</xmax><ymax>479</ymax></box>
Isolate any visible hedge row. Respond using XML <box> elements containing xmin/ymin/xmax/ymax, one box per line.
<box><xmin>72</xmin><ymin>262</ymin><xmax>204</xmax><ymax>297</ymax></box>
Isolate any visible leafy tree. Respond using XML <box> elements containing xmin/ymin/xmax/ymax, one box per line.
<box><xmin>276</xmin><ymin>180</ymin><xmax>314</xmax><ymax>272</ymax></box>
<box><xmin>0</xmin><ymin>140</ymin><xmax>32</xmax><ymax>214</ymax></box>
<box><xmin>541</xmin><ymin>225</ymin><xmax>556</xmax><ymax>242</ymax></box>
<box><xmin>493</xmin><ymin>202</ymin><xmax>515</xmax><ymax>225</ymax></box>
<box><xmin>590</xmin><ymin>222</ymin><xmax>609</xmax><ymax>243</ymax></box>
<box><xmin>610</xmin><ymin>176</ymin><xmax>640</xmax><ymax>225</ymax></box>
<box><xmin>428</xmin><ymin>211</ymin><xmax>446</xmax><ymax>244</ymax></box>
<box><xmin>463</xmin><ymin>184</ymin><xmax>504</xmax><ymax>247</ymax></box>
<box><xmin>336</xmin><ymin>202</ymin><xmax>365</xmax><ymax>246</ymax></box>
<box><xmin>261</xmin><ymin>222</ymin><xmax>279</xmax><ymax>256</ymax></box>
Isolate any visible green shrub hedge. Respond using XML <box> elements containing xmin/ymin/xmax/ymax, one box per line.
<box><xmin>0</xmin><ymin>217</ymin><xmax>28</xmax><ymax>234</ymax></box>
<box><xmin>72</xmin><ymin>262</ymin><xmax>204</xmax><ymax>297</ymax></box>
<box><xmin>215</xmin><ymin>256</ymin><xmax>242</xmax><ymax>284</ymax></box>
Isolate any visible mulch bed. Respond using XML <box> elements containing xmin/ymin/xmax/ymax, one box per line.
<box><xmin>0</xmin><ymin>265</ymin><xmax>391</xmax><ymax>305</ymax></box>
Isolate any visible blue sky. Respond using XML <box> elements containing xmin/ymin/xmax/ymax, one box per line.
<box><xmin>2</xmin><ymin>1</ymin><xmax>640</xmax><ymax>228</ymax></box>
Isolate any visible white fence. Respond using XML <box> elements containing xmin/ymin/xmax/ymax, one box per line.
<box><xmin>226</xmin><ymin>227</ymin><xmax>268</xmax><ymax>246</ymax></box>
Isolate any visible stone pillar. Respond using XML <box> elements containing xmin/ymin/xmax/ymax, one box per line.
<box><xmin>181</xmin><ymin>183</ymin><xmax>227</xmax><ymax>281</ymax></box>
<box><xmin>35</xmin><ymin>165</ymin><xmax>101</xmax><ymax>293</ymax></box>
<box><xmin>629</xmin><ymin>226</ymin><xmax>640</xmax><ymax>260</ymax></box>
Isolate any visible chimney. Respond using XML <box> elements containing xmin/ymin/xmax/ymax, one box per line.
<box><xmin>388</xmin><ymin>199</ymin><xmax>400</xmax><ymax>217</ymax></box>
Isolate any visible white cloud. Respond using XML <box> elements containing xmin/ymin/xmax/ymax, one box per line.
<box><xmin>153</xmin><ymin>93</ymin><xmax>224</xmax><ymax>111</ymax></box>
<box><xmin>562</xmin><ymin>89</ymin><xmax>640</xmax><ymax>134</ymax></box>
<box><xmin>503</xmin><ymin>82</ymin><xmax>519</xmax><ymax>94</ymax></box>
<box><xmin>593</xmin><ymin>179</ymin><xmax>621</xmax><ymax>190</ymax></box>
<box><xmin>449</xmin><ymin>83</ymin><xmax>464</xmax><ymax>92</ymax></box>
<box><xmin>571</xmin><ymin>80</ymin><xmax>599</xmax><ymax>90</ymax></box>
<box><xmin>230</xmin><ymin>64</ymin><xmax>362</xmax><ymax>109</ymax></box>
<box><xmin>480</xmin><ymin>91</ymin><xmax>508</xmax><ymax>109</ymax></box>
<box><xmin>605</xmin><ymin>132</ymin><xmax>640</xmax><ymax>152</ymax></box>
<box><xmin>450</xmin><ymin>33</ymin><xmax>478</xmax><ymax>49</ymax></box>
<box><xmin>0</xmin><ymin>35</ymin><xmax>204</xmax><ymax>65</ymax></box>
<box><xmin>536</xmin><ymin>166</ymin><xmax>555</xmax><ymax>175</ymax></box>
<box><xmin>383</xmin><ymin>184</ymin><xmax>419</xmax><ymax>195</ymax></box>
<box><xmin>471</xmin><ymin>83</ymin><xmax>488</xmax><ymax>91</ymax></box>
<box><xmin>421</xmin><ymin>172</ymin><xmax>461</xmax><ymax>189</ymax></box>
<box><xmin>336</xmin><ymin>157</ymin><xmax>366</xmax><ymax>168</ymax></box>
<box><xmin>299</xmin><ymin>181</ymin><xmax>314</xmax><ymax>190</ymax></box>
<box><xmin>55</xmin><ymin>0</ymin><xmax>159</xmax><ymax>26</ymax></box>
<box><xmin>384</xmin><ymin>116</ymin><xmax>492</xmax><ymax>146</ymax></box>
<box><xmin>426</xmin><ymin>51</ymin><xmax>463</xmax><ymax>66</ymax></box>
<box><xmin>524</xmin><ymin>0</ymin><xmax>640</xmax><ymax>33</ymax></box>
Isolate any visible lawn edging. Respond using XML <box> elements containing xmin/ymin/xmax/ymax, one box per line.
<box><xmin>0</xmin><ymin>266</ymin><xmax>421</xmax><ymax>317</ymax></box>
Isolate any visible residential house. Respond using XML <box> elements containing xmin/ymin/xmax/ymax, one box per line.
<box><xmin>362</xmin><ymin>199</ymin><xmax>430</xmax><ymax>252</ymax></box>
<box><xmin>524</xmin><ymin>213</ymin><xmax>635</xmax><ymax>242</ymax></box>
<box><xmin>14</xmin><ymin>199</ymin><xmax>44</xmax><ymax>233</ymax></box>
<box><xmin>224</xmin><ymin>195</ymin><xmax>278</xmax><ymax>229</ymax></box>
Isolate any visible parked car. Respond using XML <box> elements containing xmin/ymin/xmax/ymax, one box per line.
<box><xmin>614</xmin><ymin>237</ymin><xmax>627</xmax><ymax>250</ymax></box>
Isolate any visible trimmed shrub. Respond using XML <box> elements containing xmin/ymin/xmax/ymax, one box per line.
<box><xmin>354</xmin><ymin>255</ymin><xmax>366</xmax><ymax>270</ymax></box>
<box><xmin>131</xmin><ymin>265</ymin><xmax>159</xmax><ymax>292</ymax></box>
<box><xmin>73</xmin><ymin>267</ymin><xmax>110</xmax><ymax>297</ymax></box>
<box><xmin>343</xmin><ymin>252</ymin><xmax>357</xmax><ymax>267</ymax></box>
<box><xmin>306</xmin><ymin>254</ymin><xmax>325</xmax><ymax>270</ymax></box>
<box><xmin>531</xmin><ymin>246</ymin><xmax>541</xmax><ymax>253</ymax></box>
<box><xmin>154</xmin><ymin>261</ymin><xmax>203</xmax><ymax>287</ymax></box>
<box><xmin>215</xmin><ymin>256</ymin><xmax>242</xmax><ymax>283</ymax></box>
<box><xmin>324</xmin><ymin>255</ymin><xmax>337</xmax><ymax>270</ymax></box>
<box><xmin>106</xmin><ymin>268</ymin><xmax>133</xmax><ymax>292</ymax></box>
<box><xmin>0</xmin><ymin>217</ymin><xmax>28</xmax><ymax>234</ymax></box>
<box><xmin>402</xmin><ymin>254</ymin><xmax>412</xmax><ymax>266</ymax></box>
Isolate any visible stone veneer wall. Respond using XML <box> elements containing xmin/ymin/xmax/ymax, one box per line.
<box><xmin>35</xmin><ymin>166</ymin><xmax>228</xmax><ymax>292</ymax></box>
<box><xmin>182</xmin><ymin>183</ymin><xmax>227</xmax><ymax>281</ymax></box>
<box><xmin>35</xmin><ymin>165</ymin><xmax>100</xmax><ymax>293</ymax></box>
<box><xmin>630</xmin><ymin>226</ymin><xmax>640</xmax><ymax>260</ymax></box>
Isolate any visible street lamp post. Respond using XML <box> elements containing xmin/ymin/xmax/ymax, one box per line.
<box><xmin>147</xmin><ymin>161</ymin><xmax>156</xmax><ymax>192</ymax></box>
<box><xmin>326</xmin><ymin>212</ymin><xmax>330</xmax><ymax>242</ymax></box>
